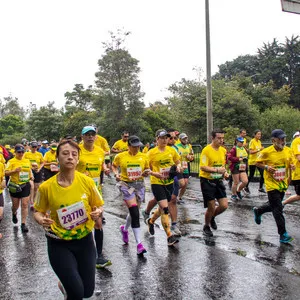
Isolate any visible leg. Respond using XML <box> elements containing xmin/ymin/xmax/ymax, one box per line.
<box><xmin>231</xmin><ymin>173</ymin><xmax>240</xmax><ymax>195</ymax></box>
<box><xmin>178</xmin><ymin>178</ymin><xmax>188</xmax><ymax>200</ymax></box>
<box><xmin>21</xmin><ymin>196</ymin><xmax>29</xmax><ymax>224</ymax></box>
<box><xmin>214</xmin><ymin>197</ymin><xmax>228</xmax><ymax>217</ymax></box>
<box><xmin>268</xmin><ymin>190</ymin><xmax>286</xmax><ymax>235</ymax></box>
<box><xmin>237</xmin><ymin>172</ymin><xmax>248</xmax><ymax>191</ymax></box>
<box><xmin>247</xmin><ymin>165</ymin><xmax>256</xmax><ymax>187</ymax></box>
<box><xmin>258</xmin><ymin>167</ymin><xmax>265</xmax><ymax>189</ymax></box>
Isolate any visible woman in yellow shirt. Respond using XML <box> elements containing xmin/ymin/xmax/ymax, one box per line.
<box><xmin>5</xmin><ymin>144</ymin><xmax>33</xmax><ymax>233</ymax></box>
<box><xmin>34</xmin><ymin>139</ymin><xmax>104</xmax><ymax>299</ymax></box>
<box><xmin>0</xmin><ymin>162</ymin><xmax>6</xmax><ymax>238</ymax></box>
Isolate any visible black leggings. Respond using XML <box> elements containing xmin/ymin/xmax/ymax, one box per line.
<box><xmin>247</xmin><ymin>165</ymin><xmax>264</xmax><ymax>189</ymax></box>
<box><xmin>47</xmin><ymin>232</ymin><xmax>96</xmax><ymax>300</ymax></box>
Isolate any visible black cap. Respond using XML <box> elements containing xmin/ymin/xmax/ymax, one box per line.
<box><xmin>31</xmin><ymin>141</ymin><xmax>38</xmax><ymax>147</ymax></box>
<box><xmin>128</xmin><ymin>135</ymin><xmax>143</xmax><ymax>147</ymax></box>
<box><xmin>156</xmin><ymin>129</ymin><xmax>171</xmax><ymax>138</ymax></box>
<box><xmin>271</xmin><ymin>129</ymin><xmax>287</xmax><ymax>139</ymax></box>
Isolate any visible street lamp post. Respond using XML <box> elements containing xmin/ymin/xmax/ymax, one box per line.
<box><xmin>205</xmin><ymin>0</ymin><xmax>213</xmax><ymax>144</ymax></box>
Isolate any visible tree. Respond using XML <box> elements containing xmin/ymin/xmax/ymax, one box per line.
<box><xmin>0</xmin><ymin>96</ymin><xmax>25</xmax><ymax>118</ymax></box>
<box><xmin>0</xmin><ymin>114</ymin><xmax>25</xmax><ymax>138</ymax></box>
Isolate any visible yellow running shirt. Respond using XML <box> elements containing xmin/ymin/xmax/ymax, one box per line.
<box><xmin>256</xmin><ymin>145</ymin><xmax>292</xmax><ymax>192</ymax></box>
<box><xmin>0</xmin><ymin>163</ymin><xmax>4</xmax><ymax>194</ymax></box>
<box><xmin>77</xmin><ymin>144</ymin><xmax>105</xmax><ymax>190</ymax></box>
<box><xmin>5</xmin><ymin>157</ymin><xmax>32</xmax><ymax>184</ymax></box>
<box><xmin>177</xmin><ymin>143</ymin><xmax>191</xmax><ymax>174</ymax></box>
<box><xmin>290</xmin><ymin>137</ymin><xmax>300</xmax><ymax>180</ymax></box>
<box><xmin>95</xmin><ymin>135</ymin><xmax>110</xmax><ymax>153</ymax></box>
<box><xmin>112</xmin><ymin>139</ymin><xmax>128</xmax><ymax>152</ymax></box>
<box><xmin>199</xmin><ymin>144</ymin><xmax>227</xmax><ymax>179</ymax></box>
<box><xmin>248</xmin><ymin>138</ymin><xmax>263</xmax><ymax>166</ymax></box>
<box><xmin>34</xmin><ymin>171</ymin><xmax>104</xmax><ymax>240</ymax></box>
<box><xmin>147</xmin><ymin>146</ymin><xmax>180</xmax><ymax>185</ymax></box>
<box><xmin>44</xmin><ymin>151</ymin><xmax>57</xmax><ymax>170</ymax></box>
<box><xmin>24</xmin><ymin>151</ymin><xmax>44</xmax><ymax>167</ymax></box>
<box><xmin>113</xmin><ymin>151</ymin><xmax>149</xmax><ymax>182</ymax></box>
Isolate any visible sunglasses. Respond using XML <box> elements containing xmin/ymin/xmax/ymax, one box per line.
<box><xmin>168</xmin><ymin>137</ymin><xmax>175</xmax><ymax>140</ymax></box>
<box><xmin>84</xmin><ymin>132</ymin><xmax>96</xmax><ymax>137</ymax></box>
<box><xmin>32</xmin><ymin>146</ymin><xmax>37</xmax><ymax>148</ymax></box>
<box><xmin>17</xmin><ymin>151</ymin><xmax>25</xmax><ymax>153</ymax></box>
<box><xmin>123</xmin><ymin>136</ymin><xmax>129</xmax><ymax>138</ymax></box>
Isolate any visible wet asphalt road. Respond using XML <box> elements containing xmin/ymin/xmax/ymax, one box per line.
<box><xmin>2</xmin><ymin>177</ymin><xmax>300</xmax><ymax>299</ymax></box>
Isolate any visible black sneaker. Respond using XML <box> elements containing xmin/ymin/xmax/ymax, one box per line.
<box><xmin>96</xmin><ymin>255</ymin><xmax>112</xmax><ymax>269</ymax></box>
<box><xmin>253</xmin><ymin>207</ymin><xmax>261</xmax><ymax>225</ymax></box>
<box><xmin>244</xmin><ymin>186</ymin><xmax>250</xmax><ymax>194</ymax></box>
<box><xmin>203</xmin><ymin>225</ymin><xmax>213</xmax><ymax>237</ymax></box>
<box><xmin>12</xmin><ymin>214</ymin><xmax>18</xmax><ymax>224</ymax></box>
<box><xmin>236</xmin><ymin>191</ymin><xmax>243</xmax><ymax>200</ymax></box>
<box><xmin>210</xmin><ymin>217</ymin><xmax>217</xmax><ymax>230</ymax></box>
<box><xmin>21</xmin><ymin>223</ymin><xmax>29</xmax><ymax>233</ymax></box>
<box><xmin>146</xmin><ymin>218</ymin><xmax>155</xmax><ymax>235</ymax></box>
<box><xmin>258</xmin><ymin>188</ymin><xmax>266</xmax><ymax>193</ymax></box>
<box><xmin>167</xmin><ymin>235</ymin><xmax>179</xmax><ymax>246</ymax></box>
<box><xmin>102</xmin><ymin>217</ymin><xmax>106</xmax><ymax>224</ymax></box>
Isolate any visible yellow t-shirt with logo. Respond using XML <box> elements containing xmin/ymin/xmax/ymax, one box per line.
<box><xmin>0</xmin><ymin>163</ymin><xmax>4</xmax><ymax>194</ymax></box>
<box><xmin>77</xmin><ymin>144</ymin><xmax>105</xmax><ymax>190</ymax></box>
<box><xmin>24</xmin><ymin>151</ymin><xmax>44</xmax><ymax>168</ymax></box>
<box><xmin>5</xmin><ymin>157</ymin><xmax>32</xmax><ymax>184</ymax></box>
<box><xmin>95</xmin><ymin>135</ymin><xmax>110</xmax><ymax>153</ymax></box>
<box><xmin>248</xmin><ymin>138</ymin><xmax>262</xmax><ymax>166</ymax></box>
<box><xmin>113</xmin><ymin>151</ymin><xmax>149</xmax><ymax>182</ymax></box>
<box><xmin>177</xmin><ymin>143</ymin><xmax>191</xmax><ymax>174</ymax></box>
<box><xmin>147</xmin><ymin>146</ymin><xmax>180</xmax><ymax>185</ymax></box>
<box><xmin>112</xmin><ymin>139</ymin><xmax>128</xmax><ymax>152</ymax></box>
<box><xmin>256</xmin><ymin>145</ymin><xmax>292</xmax><ymax>192</ymax></box>
<box><xmin>199</xmin><ymin>144</ymin><xmax>227</xmax><ymax>180</ymax></box>
<box><xmin>290</xmin><ymin>137</ymin><xmax>300</xmax><ymax>180</ymax></box>
<box><xmin>34</xmin><ymin>171</ymin><xmax>104</xmax><ymax>240</ymax></box>
<box><xmin>44</xmin><ymin>151</ymin><xmax>57</xmax><ymax>170</ymax></box>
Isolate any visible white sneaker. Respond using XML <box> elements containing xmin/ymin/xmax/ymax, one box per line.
<box><xmin>171</xmin><ymin>224</ymin><xmax>182</xmax><ymax>236</ymax></box>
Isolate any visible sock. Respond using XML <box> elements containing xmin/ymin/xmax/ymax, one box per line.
<box><xmin>161</xmin><ymin>213</ymin><xmax>171</xmax><ymax>237</ymax></box>
<box><xmin>132</xmin><ymin>227</ymin><xmax>141</xmax><ymax>244</ymax></box>
<box><xmin>125</xmin><ymin>214</ymin><xmax>131</xmax><ymax>231</ymax></box>
<box><xmin>94</xmin><ymin>229</ymin><xmax>103</xmax><ymax>257</ymax></box>
<box><xmin>171</xmin><ymin>222</ymin><xmax>177</xmax><ymax>226</ymax></box>
<box><xmin>150</xmin><ymin>208</ymin><xmax>161</xmax><ymax>224</ymax></box>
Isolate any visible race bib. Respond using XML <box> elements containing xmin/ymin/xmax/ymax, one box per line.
<box><xmin>160</xmin><ymin>167</ymin><xmax>170</xmax><ymax>179</ymax></box>
<box><xmin>274</xmin><ymin>167</ymin><xmax>286</xmax><ymax>181</ymax></box>
<box><xmin>50</xmin><ymin>164</ymin><xmax>59</xmax><ymax>172</ymax></box>
<box><xmin>93</xmin><ymin>177</ymin><xmax>100</xmax><ymax>187</ymax></box>
<box><xmin>127</xmin><ymin>166</ymin><xmax>142</xmax><ymax>181</ymax></box>
<box><xmin>19</xmin><ymin>171</ymin><xmax>29</xmax><ymax>182</ymax></box>
<box><xmin>57</xmin><ymin>201</ymin><xmax>88</xmax><ymax>230</ymax></box>
<box><xmin>239</xmin><ymin>163</ymin><xmax>246</xmax><ymax>171</ymax></box>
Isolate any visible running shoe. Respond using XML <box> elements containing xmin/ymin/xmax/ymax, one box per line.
<box><xmin>167</xmin><ymin>235</ymin><xmax>179</xmax><ymax>246</ymax></box>
<box><xmin>203</xmin><ymin>225</ymin><xmax>213</xmax><ymax>237</ymax></box>
<box><xmin>243</xmin><ymin>186</ymin><xmax>250</xmax><ymax>194</ymax></box>
<box><xmin>146</xmin><ymin>218</ymin><xmax>155</xmax><ymax>235</ymax></box>
<box><xmin>21</xmin><ymin>223</ymin><xmax>29</xmax><ymax>233</ymax></box>
<box><xmin>137</xmin><ymin>243</ymin><xmax>147</xmax><ymax>255</ymax></box>
<box><xmin>230</xmin><ymin>195</ymin><xmax>238</xmax><ymax>201</ymax></box>
<box><xmin>102</xmin><ymin>217</ymin><xmax>106</xmax><ymax>224</ymax></box>
<box><xmin>96</xmin><ymin>255</ymin><xmax>112</xmax><ymax>269</ymax></box>
<box><xmin>120</xmin><ymin>225</ymin><xmax>129</xmax><ymax>244</ymax></box>
<box><xmin>12</xmin><ymin>213</ymin><xmax>18</xmax><ymax>224</ymax></box>
<box><xmin>236</xmin><ymin>191</ymin><xmax>243</xmax><ymax>200</ymax></box>
<box><xmin>253</xmin><ymin>207</ymin><xmax>261</xmax><ymax>225</ymax></box>
<box><xmin>171</xmin><ymin>224</ymin><xmax>182</xmax><ymax>236</ymax></box>
<box><xmin>258</xmin><ymin>188</ymin><xmax>266</xmax><ymax>193</ymax></box>
<box><xmin>142</xmin><ymin>210</ymin><xmax>150</xmax><ymax>225</ymax></box>
<box><xmin>210</xmin><ymin>217</ymin><xmax>217</xmax><ymax>230</ymax></box>
<box><xmin>280</xmin><ymin>232</ymin><xmax>294</xmax><ymax>244</ymax></box>
<box><xmin>177</xmin><ymin>198</ymin><xmax>185</xmax><ymax>205</ymax></box>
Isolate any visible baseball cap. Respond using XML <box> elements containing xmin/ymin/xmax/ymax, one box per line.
<box><xmin>293</xmin><ymin>131</ymin><xmax>300</xmax><ymax>139</ymax></box>
<box><xmin>31</xmin><ymin>141</ymin><xmax>38</xmax><ymax>147</ymax></box>
<box><xmin>128</xmin><ymin>135</ymin><xmax>143</xmax><ymax>147</ymax></box>
<box><xmin>15</xmin><ymin>145</ymin><xmax>25</xmax><ymax>152</ymax></box>
<box><xmin>179</xmin><ymin>133</ymin><xmax>188</xmax><ymax>140</ymax></box>
<box><xmin>5</xmin><ymin>145</ymin><xmax>11</xmax><ymax>150</ymax></box>
<box><xmin>271</xmin><ymin>129</ymin><xmax>287</xmax><ymax>139</ymax></box>
<box><xmin>156</xmin><ymin>129</ymin><xmax>171</xmax><ymax>138</ymax></box>
<box><xmin>236</xmin><ymin>137</ymin><xmax>244</xmax><ymax>143</ymax></box>
<box><xmin>42</xmin><ymin>140</ymin><xmax>49</xmax><ymax>144</ymax></box>
<box><xmin>81</xmin><ymin>126</ymin><xmax>96</xmax><ymax>135</ymax></box>
<box><xmin>51</xmin><ymin>144</ymin><xmax>57</xmax><ymax>150</ymax></box>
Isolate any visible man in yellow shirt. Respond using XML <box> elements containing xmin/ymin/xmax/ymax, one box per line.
<box><xmin>111</xmin><ymin>131</ymin><xmax>129</xmax><ymax>154</ymax></box>
<box><xmin>43</xmin><ymin>144</ymin><xmax>59</xmax><ymax>181</ymax></box>
<box><xmin>199</xmin><ymin>129</ymin><xmax>229</xmax><ymax>237</ymax></box>
<box><xmin>77</xmin><ymin>125</ymin><xmax>111</xmax><ymax>268</ymax></box>
<box><xmin>253</xmin><ymin>129</ymin><xmax>294</xmax><ymax>244</ymax></box>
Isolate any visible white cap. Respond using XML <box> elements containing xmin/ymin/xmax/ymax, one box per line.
<box><xmin>293</xmin><ymin>131</ymin><xmax>300</xmax><ymax>139</ymax></box>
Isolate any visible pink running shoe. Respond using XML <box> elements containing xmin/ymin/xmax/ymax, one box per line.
<box><xmin>137</xmin><ymin>243</ymin><xmax>147</xmax><ymax>255</ymax></box>
<box><xmin>120</xmin><ymin>225</ymin><xmax>129</xmax><ymax>244</ymax></box>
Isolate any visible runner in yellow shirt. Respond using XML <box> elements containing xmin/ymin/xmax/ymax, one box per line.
<box><xmin>111</xmin><ymin>131</ymin><xmax>129</xmax><ymax>154</ymax></box>
<box><xmin>112</xmin><ymin>135</ymin><xmax>150</xmax><ymax>255</ymax></box>
<box><xmin>0</xmin><ymin>162</ymin><xmax>6</xmax><ymax>238</ymax></box>
<box><xmin>5</xmin><ymin>144</ymin><xmax>33</xmax><ymax>233</ymax></box>
<box><xmin>77</xmin><ymin>125</ymin><xmax>111</xmax><ymax>268</ymax></box>
<box><xmin>253</xmin><ymin>129</ymin><xmax>294</xmax><ymax>244</ymax></box>
<box><xmin>34</xmin><ymin>139</ymin><xmax>103</xmax><ymax>299</ymax></box>
<box><xmin>24</xmin><ymin>141</ymin><xmax>44</xmax><ymax>209</ymax></box>
<box><xmin>199</xmin><ymin>129</ymin><xmax>229</xmax><ymax>237</ymax></box>
<box><xmin>43</xmin><ymin>144</ymin><xmax>59</xmax><ymax>181</ymax></box>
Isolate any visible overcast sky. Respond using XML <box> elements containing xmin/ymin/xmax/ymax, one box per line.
<box><xmin>0</xmin><ymin>0</ymin><xmax>299</xmax><ymax>109</ymax></box>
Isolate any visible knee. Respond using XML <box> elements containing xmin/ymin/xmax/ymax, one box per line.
<box><xmin>220</xmin><ymin>202</ymin><xmax>229</xmax><ymax>211</ymax></box>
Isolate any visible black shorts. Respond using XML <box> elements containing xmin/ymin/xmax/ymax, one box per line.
<box><xmin>9</xmin><ymin>182</ymin><xmax>31</xmax><ymax>199</ymax></box>
<box><xmin>0</xmin><ymin>193</ymin><xmax>3</xmax><ymax>207</ymax></box>
<box><xmin>292</xmin><ymin>180</ymin><xmax>300</xmax><ymax>196</ymax></box>
<box><xmin>177</xmin><ymin>173</ymin><xmax>190</xmax><ymax>179</ymax></box>
<box><xmin>200</xmin><ymin>177</ymin><xmax>227</xmax><ymax>208</ymax></box>
<box><xmin>151</xmin><ymin>184</ymin><xmax>173</xmax><ymax>202</ymax></box>
<box><xmin>231</xmin><ymin>169</ymin><xmax>247</xmax><ymax>175</ymax></box>
<box><xmin>32</xmin><ymin>169</ymin><xmax>43</xmax><ymax>183</ymax></box>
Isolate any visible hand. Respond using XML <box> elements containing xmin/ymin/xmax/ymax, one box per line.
<box><xmin>15</xmin><ymin>167</ymin><xmax>22</xmax><ymax>173</ymax></box>
<box><xmin>40</xmin><ymin>213</ymin><xmax>54</xmax><ymax>228</ymax></box>
<box><xmin>218</xmin><ymin>167</ymin><xmax>227</xmax><ymax>174</ymax></box>
<box><xmin>142</xmin><ymin>169</ymin><xmax>151</xmax><ymax>177</ymax></box>
<box><xmin>114</xmin><ymin>173</ymin><xmax>121</xmax><ymax>181</ymax></box>
<box><xmin>1</xmin><ymin>180</ymin><xmax>6</xmax><ymax>189</ymax></box>
<box><xmin>104</xmin><ymin>169</ymin><xmax>110</xmax><ymax>176</ymax></box>
<box><xmin>290</xmin><ymin>164</ymin><xmax>296</xmax><ymax>171</ymax></box>
<box><xmin>224</xmin><ymin>171</ymin><xmax>230</xmax><ymax>179</ymax></box>
<box><xmin>176</xmin><ymin>165</ymin><xmax>182</xmax><ymax>173</ymax></box>
<box><xmin>90</xmin><ymin>206</ymin><xmax>103</xmax><ymax>221</ymax></box>
<box><xmin>267</xmin><ymin>165</ymin><xmax>276</xmax><ymax>174</ymax></box>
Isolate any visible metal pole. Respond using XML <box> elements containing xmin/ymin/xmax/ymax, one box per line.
<box><xmin>205</xmin><ymin>0</ymin><xmax>213</xmax><ymax>144</ymax></box>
